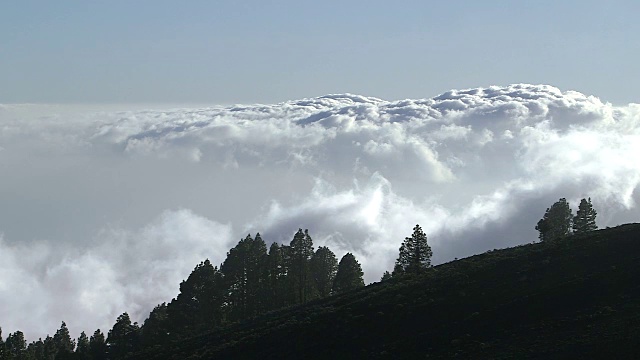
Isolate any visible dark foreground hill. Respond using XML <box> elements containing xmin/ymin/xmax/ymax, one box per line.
<box><xmin>136</xmin><ymin>224</ymin><xmax>640</xmax><ymax>359</ymax></box>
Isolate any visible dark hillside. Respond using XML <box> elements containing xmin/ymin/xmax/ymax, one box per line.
<box><xmin>135</xmin><ymin>223</ymin><xmax>640</xmax><ymax>359</ymax></box>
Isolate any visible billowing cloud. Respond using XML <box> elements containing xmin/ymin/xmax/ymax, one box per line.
<box><xmin>1</xmin><ymin>84</ymin><xmax>639</xmax><ymax>340</ymax></box>
<box><xmin>0</xmin><ymin>209</ymin><xmax>232</xmax><ymax>340</ymax></box>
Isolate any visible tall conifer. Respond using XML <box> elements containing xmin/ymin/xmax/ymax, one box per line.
<box><xmin>310</xmin><ymin>246</ymin><xmax>338</xmax><ymax>298</ymax></box>
<box><xmin>393</xmin><ymin>224</ymin><xmax>432</xmax><ymax>275</ymax></box>
<box><xmin>53</xmin><ymin>321</ymin><xmax>76</xmax><ymax>355</ymax></box>
<box><xmin>222</xmin><ymin>234</ymin><xmax>268</xmax><ymax>321</ymax></box>
<box><xmin>332</xmin><ymin>253</ymin><xmax>364</xmax><ymax>294</ymax></box>
<box><xmin>265</xmin><ymin>242</ymin><xmax>288</xmax><ymax>309</ymax></box>
<box><xmin>89</xmin><ymin>330</ymin><xmax>107</xmax><ymax>360</ymax></box>
<box><xmin>166</xmin><ymin>260</ymin><xmax>225</xmax><ymax>336</ymax></box>
<box><xmin>76</xmin><ymin>331</ymin><xmax>90</xmax><ymax>359</ymax></box>
<box><xmin>573</xmin><ymin>198</ymin><xmax>598</xmax><ymax>234</ymax></box>
<box><xmin>288</xmin><ymin>229</ymin><xmax>316</xmax><ymax>304</ymax></box>
<box><xmin>536</xmin><ymin>198</ymin><xmax>573</xmax><ymax>241</ymax></box>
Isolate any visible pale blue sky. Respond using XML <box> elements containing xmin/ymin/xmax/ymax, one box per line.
<box><xmin>2</xmin><ymin>1</ymin><xmax>638</xmax><ymax>104</ymax></box>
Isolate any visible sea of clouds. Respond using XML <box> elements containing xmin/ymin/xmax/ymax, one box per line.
<box><xmin>1</xmin><ymin>84</ymin><xmax>639</xmax><ymax>340</ymax></box>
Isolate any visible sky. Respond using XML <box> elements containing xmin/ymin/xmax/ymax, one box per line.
<box><xmin>2</xmin><ymin>1</ymin><xmax>640</xmax><ymax>105</ymax></box>
<box><xmin>1</xmin><ymin>0</ymin><xmax>640</xmax><ymax>342</ymax></box>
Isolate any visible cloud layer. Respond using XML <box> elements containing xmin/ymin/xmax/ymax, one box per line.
<box><xmin>1</xmin><ymin>84</ymin><xmax>639</xmax><ymax>340</ymax></box>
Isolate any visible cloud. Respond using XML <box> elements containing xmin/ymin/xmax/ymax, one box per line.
<box><xmin>1</xmin><ymin>84</ymin><xmax>639</xmax><ymax>339</ymax></box>
<box><xmin>248</xmin><ymin>173</ymin><xmax>451</xmax><ymax>280</ymax></box>
<box><xmin>0</xmin><ymin>210</ymin><xmax>232</xmax><ymax>341</ymax></box>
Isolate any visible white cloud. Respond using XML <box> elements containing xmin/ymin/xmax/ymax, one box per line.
<box><xmin>1</xmin><ymin>84</ymin><xmax>639</xmax><ymax>339</ymax></box>
<box><xmin>0</xmin><ymin>210</ymin><xmax>232</xmax><ymax>340</ymax></box>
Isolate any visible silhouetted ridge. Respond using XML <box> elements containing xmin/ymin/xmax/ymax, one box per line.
<box><xmin>133</xmin><ymin>223</ymin><xmax>640</xmax><ymax>359</ymax></box>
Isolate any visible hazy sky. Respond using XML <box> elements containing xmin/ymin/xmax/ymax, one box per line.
<box><xmin>1</xmin><ymin>1</ymin><xmax>640</xmax><ymax>343</ymax></box>
<box><xmin>2</xmin><ymin>1</ymin><xmax>639</xmax><ymax>104</ymax></box>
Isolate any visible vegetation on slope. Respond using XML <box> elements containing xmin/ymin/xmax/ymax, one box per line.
<box><xmin>132</xmin><ymin>223</ymin><xmax>640</xmax><ymax>359</ymax></box>
<box><xmin>4</xmin><ymin>197</ymin><xmax>636</xmax><ymax>359</ymax></box>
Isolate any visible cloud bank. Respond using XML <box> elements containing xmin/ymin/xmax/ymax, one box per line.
<box><xmin>1</xmin><ymin>84</ymin><xmax>639</xmax><ymax>340</ymax></box>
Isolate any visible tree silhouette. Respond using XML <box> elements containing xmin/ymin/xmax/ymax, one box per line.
<box><xmin>89</xmin><ymin>330</ymin><xmax>107</xmax><ymax>360</ymax></box>
<box><xmin>43</xmin><ymin>335</ymin><xmax>57</xmax><ymax>360</ymax></box>
<box><xmin>53</xmin><ymin>321</ymin><xmax>75</xmax><ymax>357</ymax></box>
<box><xmin>75</xmin><ymin>331</ymin><xmax>90</xmax><ymax>360</ymax></box>
<box><xmin>310</xmin><ymin>246</ymin><xmax>338</xmax><ymax>298</ymax></box>
<box><xmin>288</xmin><ymin>229</ymin><xmax>316</xmax><ymax>304</ymax></box>
<box><xmin>26</xmin><ymin>338</ymin><xmax>45</xmax><ymax>360</ymax></box>
<box><xmin>393</xmin><ymin>224</ymin><xmax>432</xmax><ymax>275</ymax></box>
<box><xmin>2</xmin><ymin>227</ymin><xmax>377</xmax><ymax>358</ymax></box>
<box><xmin>0</xmin><ymin>327</ymin><xmax>4</xmax><ymax>360</ymax></box>
<box><xmin>536</xmin><ymin>198</ymin><xmax>573</xmax><ymax>242</ymax></box>
<box><xmin>221</xmin><ymin>233</ymin><xmax>268</xmax><ymax>321</ymax></box>
<box><xmin>140</xmin><ymin>303</ymin><xmax>168</xmax><ymax>348</ymax></box>
<box><xmin>332</xmin><ymin>253</ymin><xmax>364</xmax><ymax>294</ymax></box>
<box><xmin>265</xmin><ymin>242</ymin><xmax>288</xmax><ymax>309</ymax></box>
<box><xmin>5</xmin><ymin>331</ymin><xmax>26</xmax><ymax>359</ymax></box>
<box><xmin>573</xmin><ymin>197</ymin><xmax>597</xmax><ymax>234</ymax></box>
<box><xmin>167</xmin><ymin>259</ymin><xmax>225</xmax><ymax>336</ymax></box>
<box><xmin>107</xmin><ymin>313</ymin><xmax>140</xmax><ymax>359</ymax></box>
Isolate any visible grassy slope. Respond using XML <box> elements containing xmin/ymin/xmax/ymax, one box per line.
<box><xmin>136</xmin><ymin>223</ymin><xmax>640</xmax><ymax>359</ymax></box>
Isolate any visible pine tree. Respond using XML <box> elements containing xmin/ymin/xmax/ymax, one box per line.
<box><xmin>265</xmin><ymin>242</ymin><xmax>288</xmax><ymax>310</ymax></box>
<box><xmin>380</xmin><ymin>271</ymin><xmax>392</xmax><ymax>282</ymax></box>
<box><xmin>140</xmin><ymin>303</ymin><xmax>168</xmax><ymax>348</ymax></box>
<box><xmin>221</xmin><ymin>233</ymin><xmax>268</xmax><ymax>321</ymax></box>
<box><xmin>310</xmin><ymin>246</ymin><xmax>338</xmax><ymax>298</ymax></box>
<box><xmin>536</xmin><ymin>198</ymin><xmax>573</xmax><ymax>242</ymax></box>
<box><xmin>393</xmin><ymin>224</ymin><xmax>432</xmax><ymax>275</ymax></box>
<box><xmin>288</xmin><ymin>229</ymin><xmax>316</xmax><ymax>304</ymax></box>
<box><xmin>251</xmin><ymin>233</ymin><xmax>269</xmax><ymax>315</ymax></box>
<box><xmin>43</xmin><ymin>335</ymin><xmax>57</xmax><ymax>360</ymax></box>
<box><xmin>107</xmin><ymin>313</ymin><xmax>139</xmax><ymax>360</ymax></box>
<box><xmin>280</xmin><ymin>244</ymin><xmax>296</xmax><ymax>306</ymax></box>
<box><xmin>535</xmin><ymin>217</ymin><xmax>549</xmax><ymax>242</ymax></box>
<box><xmin>166</xmin><ymin>259</ymin><xmax>225</xmax><ymax>336</ymax></box>
<box><xmin>75</xmin><ymin>332</ymin><xmax>90</xmax><ymax>360</ymax></box>
<box><xmin>0</xmin><ymin>327</ymin><xmax>4</xmax><ymax>360</ymax></box>
<box><xmin>26</xmin><ymin>338</ymin><xmax>45</xmax><ymax>360</ymax></box>
<box><xmin>53</xmin><ymin>321</ymin><xmax>76</xmax><ymax>356</ymax></box>
<box><xmin>5</xmin><ymin>331</ymin><xmax>26</xmax><ymax>359</ymax></box>
<box><xmin>89</xmin><ymin>330</ymin><xmax>107</xmax><ymax>360</ymax></box>
<box><xmin>573</xmin><ymin>197</ymin><xmax>598</xmax><ymax>234</ymax></box>
<box><xmin>332</xmin><ymin>253</ymin><xmax>364</xmax><ymax>294</ymax></box>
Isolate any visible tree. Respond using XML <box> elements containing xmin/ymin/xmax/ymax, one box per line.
<box><xmin>310</xmin><ymin>246</ymin><xmax>338</xmax><ymax>298</ymax></box>
<box><xmin>380</xmin><ymin>271</ymin><xmax>392</xmax><ymax>282</ymax></box>
<box><xmin>288</xmin><ymin>229</ymin><xmax>316</xmax><ymax>304</ymax></box>
<box><xmin>5</xmin><ymin>331</ymin><xmax>26</xmax><ymax>359</ymax></box>
<box><xmin>264</xmin><ymin>242</ymin><xmax>295</xmax><ymax>309</ymax></box>
<box><xmin>393</xmin><ymin>224</ymin><xmax>433</xmax><ymax>275</ymax></box>
<box><xmin>89</xmin><ymin>330</ymin><xmax>107</xmax><ymax>360</ymax></box>
<box><xmin>166</xmin><ymin>259</ymin><xmax>225</xmax><ymax>336</ymax></box>
<box><xmin>332</xmin><ymin>253</ymin><xmax>364</xmax><ymax>294</ymax></box>
<box><xmin>251</xmin><ymin>233</ymin><xmax>270</xmax><ymax>315</ymax></box>
<box><xmin>221</xmin><ymin>233</ymin><xmax>268</xmax><ymax>321</ymax></box>
<box><xmin>43</xmin><ymin>335</ymin><xmax>57</xmax><ymax>360</ymax></box>
<box><xmin>573</xmin><ymin>197</ymin><xmax>598</xmax><ymax>234</ymax></box>
<box><xmin>140</xmin><ymin>303</ymin><xmax>168</xmax><ymax>348</ymax></box>
<box><xmin>536</xmin><ymin>198</ymin><xmax>573</xmax><ymax>242</ymax></box>
<box><xmin>0</xmin><ymin>327</ymin><xmax>5</xmax><ymax>360</ymax></box>
<box><xmin>75</xmin><ymin>332</ymin><xmax>90</xmax><ymax>360</ymax></box>
<box><xmin>53</xmin><ymin>321</ymin><xmax>76</xmax><ymax>357</ymax></box>
<box><xmin>26</xmin><ymin>338</ymin><xmax>45</xmax><ymax>360</ymax></box>
<box><xmin>106</xmin><ymin>313</ymin><xmax>139</xmax><ymax>360</ymax></box>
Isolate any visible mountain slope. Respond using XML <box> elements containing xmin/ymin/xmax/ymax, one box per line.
<box><xmin>136</xmin><ymin>223</ymin><xmax>640</xmax><ymax>359</ymax></box>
